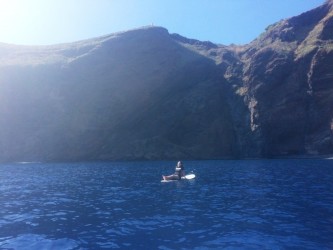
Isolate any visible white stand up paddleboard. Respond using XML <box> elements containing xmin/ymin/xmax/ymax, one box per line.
<box><xmin>161</xmin><ymin>173</ymin><xmax>196</xmax><ymax>182</ymax></box>
<box><xmin>182</xmin><ymin>173</ymin><xmax>195</xmax><ymax>180</ymax></box>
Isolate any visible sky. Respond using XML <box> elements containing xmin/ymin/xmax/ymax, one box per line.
<box><xmin>0</xmin><ymin>0</ymin><xmax>326</xmax><ymax>46</ymax></box>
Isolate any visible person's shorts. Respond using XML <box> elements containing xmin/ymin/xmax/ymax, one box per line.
<box><xmin>169</xmin><ymin>174</ymin><xmax>181</xmax><ymax>180</ymax></box>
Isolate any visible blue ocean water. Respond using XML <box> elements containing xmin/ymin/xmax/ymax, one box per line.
<box><xmin>1</xmin><ymin>159</ymin><xmax>333</xmax><ymax>249</ymax></box>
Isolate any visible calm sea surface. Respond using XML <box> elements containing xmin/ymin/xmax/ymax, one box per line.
<box><xmin>1</xmin><ymin>159</ymin><xmax>333</xmax><ymax>249</ymax></box>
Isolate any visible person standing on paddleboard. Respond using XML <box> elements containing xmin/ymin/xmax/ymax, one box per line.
<box><xmin>162</xmin><ymin>161</ymin><xmax>185</xmax><ymax>180</ymax></box>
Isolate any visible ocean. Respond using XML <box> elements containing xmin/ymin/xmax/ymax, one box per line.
<box><xmin>1</xmin><ymin>159</ymin><xmax>333</xmax><ymax>249</ymax></box>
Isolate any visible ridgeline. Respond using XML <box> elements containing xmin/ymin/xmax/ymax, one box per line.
<box><xmin>1</xmin><ymin>1</ymin><xmax>333</xmax><ymax>162</ymax></box>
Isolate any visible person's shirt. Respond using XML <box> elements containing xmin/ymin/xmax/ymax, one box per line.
<box><xmin>175</xmin><ymin>164</ymin><xmax>184</xmax><ymax>174</ymax></box>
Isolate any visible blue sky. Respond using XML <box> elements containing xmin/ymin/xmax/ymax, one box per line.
<box><xmin>0</xmin><ymin>0</ymin><xmax>325</xmax><ymax>46</ymax></box>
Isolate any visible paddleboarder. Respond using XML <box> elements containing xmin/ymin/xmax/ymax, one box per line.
<box><xmin>162</xmin><ymin>161</ymin><xmax>185</xmax><ymax>181</ymax></box>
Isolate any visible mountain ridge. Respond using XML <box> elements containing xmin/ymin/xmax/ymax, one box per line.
<box><xmin>0</xmin><ymin>1</ymin><xmax>333</xmax><ymax>162</ymax></box>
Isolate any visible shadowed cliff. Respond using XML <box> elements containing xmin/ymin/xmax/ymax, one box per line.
<box><xmin>0</xmin><ymin>0</ymin><xmax>333</xmax><ymax>162</ymax></box>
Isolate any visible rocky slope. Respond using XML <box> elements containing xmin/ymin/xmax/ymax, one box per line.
<box><xmin>236</xmin><ymin>0</ymin><xmax>333</xmax><ymax>157</ymax></box>
<box><xmin>0</xmin><ymin>0</ymin><xmax>332</xmax><ymax>162</ymax></box>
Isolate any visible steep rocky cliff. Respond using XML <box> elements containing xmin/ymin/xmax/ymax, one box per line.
<box><xmin>235</xmin><ymin>0</ymin><xmax>333</xmax><ymax>157</ymax></box>
<box><xmin>0</xmin><ymin>1</ymin><xmax>332</xmax><ymax>162</ymax></box>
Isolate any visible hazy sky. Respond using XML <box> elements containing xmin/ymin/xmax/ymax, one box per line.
<box><xmin>0</xmin><ymin>0</ymin><xmax>325</xmax><ymax>46</ymax></box>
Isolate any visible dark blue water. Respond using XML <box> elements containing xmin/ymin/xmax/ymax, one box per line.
<box><xmin>1</xmin><ymin>159</ymin><xmax>333</xmax><ymax>249</ymax></box>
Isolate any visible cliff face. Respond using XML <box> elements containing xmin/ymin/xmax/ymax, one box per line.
<box><xmin>0</xmin><ymin>1</ymin><xmax>332</xmax><ymax>162</ymax></box>
<box><xmin>0</xmin><ymin>28</ymin><xmax>237</xmax><ymax>161</ymax></box>
<box><xmin>233</xmin><ymin>0</ymin><xmax>333</xmax><ymax>157</ymax></box>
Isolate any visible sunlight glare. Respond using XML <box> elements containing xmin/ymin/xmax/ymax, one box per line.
<box><xmin>0</xmin><ymin>0</ymin><xmax>31</xmax><ymax>44</ymax></box>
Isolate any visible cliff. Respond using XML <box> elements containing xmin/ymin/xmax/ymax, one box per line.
<box><xmin>0</xmin><ymin>1</ymin><xmax>332</xmax><ymax>162</ymax></box>
<box><xmin>235</xmin><ymin>0</ymin><xmax>333</xmax><ymax>157</ymax></box>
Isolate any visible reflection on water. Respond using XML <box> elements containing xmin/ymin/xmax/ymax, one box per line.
<box><xmin>1</xmin><ymin>159</ymin><xmax>333</xmax><ymax>249</ymax></box>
